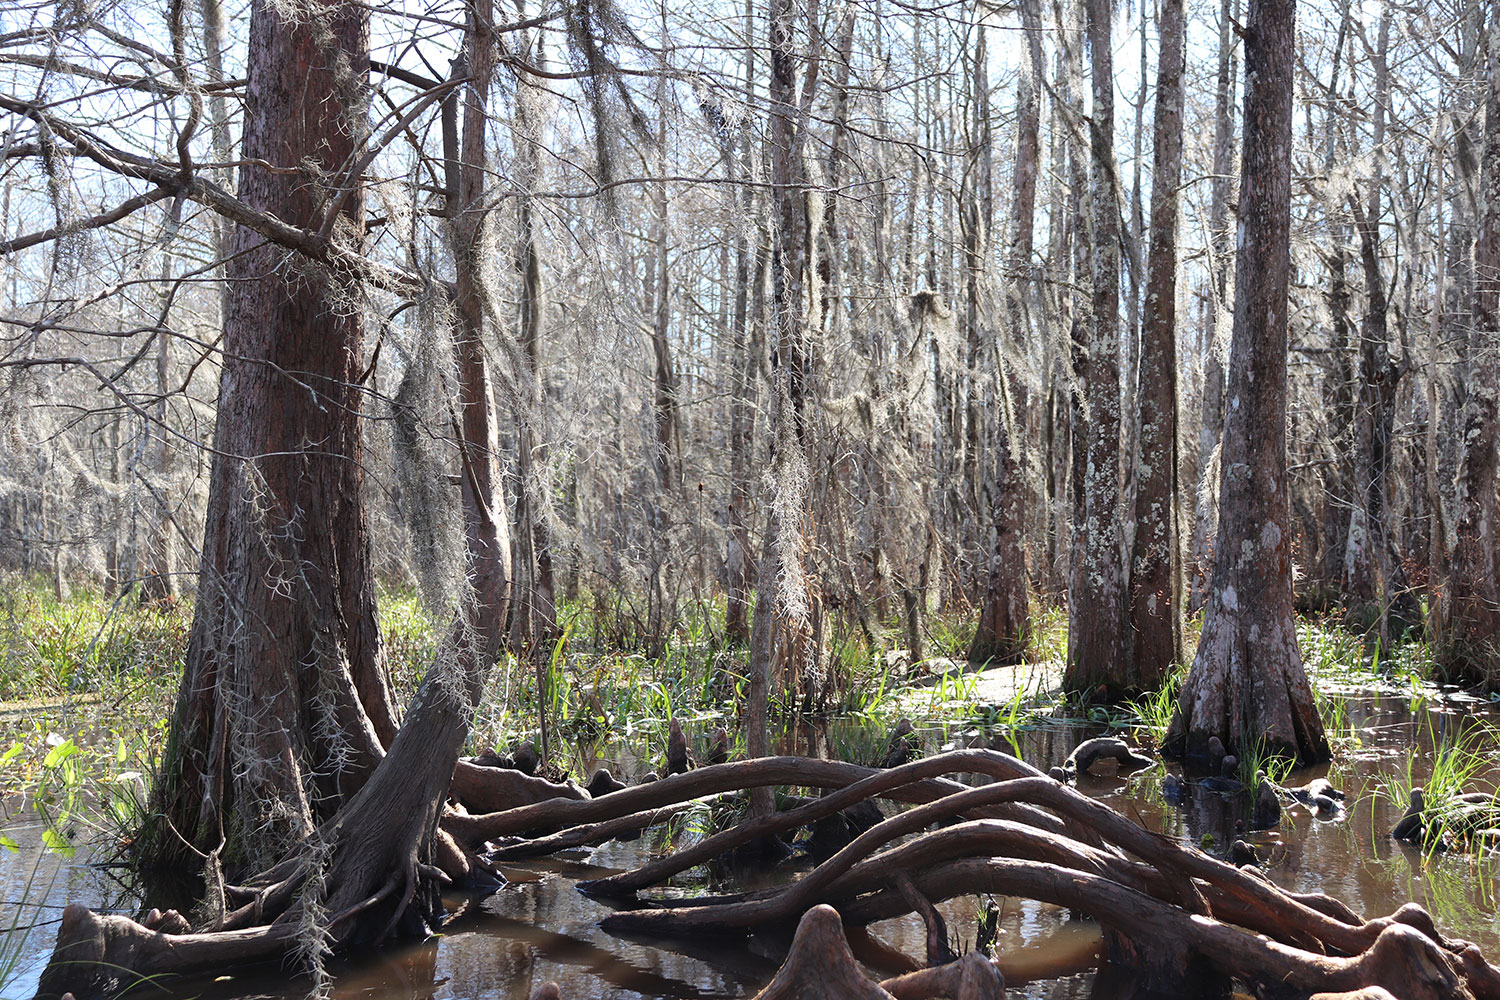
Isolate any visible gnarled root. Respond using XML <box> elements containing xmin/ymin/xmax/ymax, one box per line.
<box><xmin>35</xmin><ymin>748</ymin><xmax>1500</xmax><ymax>1000</ymax></box>
<box><xmin>36</xmin><ymin>904</ymin><xmax>297</xmax><ymax>1000</ymax></box>
<box><xmin>577</xmin><ymin>752</ymin><xmax>1499</xmax><ymax>1000</ymax></box>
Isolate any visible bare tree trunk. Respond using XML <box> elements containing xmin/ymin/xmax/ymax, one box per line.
<box><xmin>507</xmin><ymin>23</ymin><xmax>559</xmax><ymax>666</ymax></box>
<box><xmin>642</xmin><ymin>3</ymin><xmax>679</xmax><ymax>653</ymax></box>
<box><xmin>1440</xmin><ymin>17</ymin><xmax>1500</xmax><ymax>680</ymax></box>
<box><xmin>748</xmin><ymin>0</ymin><xmax>823</xmax><ymax>812</ymax></box>
<box><xmin>1062</xmin><ymin>0</ymin><xmax>1090</xmax><ymax>610</ymax></box>
<box><xmin>1064</xmin><ymin>0</ymin><xmax>1125</xmax><ymax>696</ymax></box>
<box><xmin>1165</xmin><ymin>0</ymin><xmax>1330</xmax><ymax>766</ymax></box>
<box><xmin>1425</xmin><ymin>139</ymin><xmax>1448</xmax><ymax>635</ymax></box>
<box><xmin>1343</xmin><ymin>6</ymin><xmax>1396</xmax><ymax>614</ymax></box>
<box><xmin>1317</xmin><ymin>0</ymin><xmax>1353</xmax><ymax>595</ymax></box>
<box><xmin>969</xmin><ymin>0</ymin><xmax>1039</xmax><ymax>665</ymax></box>
<box><xmin>725</xmin><ymin>0</ymin><xmax>757</xmax><ymax>645</ymax></box>
<box><xmin>1189</xmin><ymin>0</ymin><xmax>1239</xmax><ymax>613</ymax></box>
<box><xmin>143</xmin><ymin>0</ymin><xmax>396</xmax><ymax>876</ymax></box>
<box><xmin>1128</xmin><ymin>0</ymin><xmax>1185</xmax><ymax>684</ymax></box>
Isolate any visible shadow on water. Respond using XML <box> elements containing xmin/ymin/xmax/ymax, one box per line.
<box><xmin>3</xmin><ymin>684</ymin><xmax>1498</xmax><ymax>1000</ymax></box>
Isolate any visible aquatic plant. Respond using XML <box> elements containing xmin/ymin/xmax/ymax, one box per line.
<box><xmin>0</xmin><ymin>577</ymin><xmax>189</xmax><ymax>701</ymax></box>
<box><xmin>1123</xmin><ymin>662</ymin><xmax>1185</xmax><ymax>746</ymax></box>
<box><xmin>1312</xmin><ymin>683</ymin><xmax>1360</xmax><ymax>750</ymax></box>
<box><xmin>1024</xmin><ymin>605</ymin><xmax>1068</xmax><ymax>664</ymax></box>
<box><xmin>1237</xmin><ymin>738</ymin><xmax>1295</xmax><ymax>794</ymax></box>
<box><xmin>1374</xmin><ymin>715</ymin><xmax>1496</xmax><ymax>856</ymax></box>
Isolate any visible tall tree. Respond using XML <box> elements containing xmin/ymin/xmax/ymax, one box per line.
<box><xmin>1343</xmin><ymin>5</ymin><xmax>1399</xmax><ymax>616</ymax></box>
<box><xmin>507</xmin><ymin>38</ymin><xmax>561</xmax><ymax>665</ymax></box>
<box><xmin>44</xmin><ymin>0</ymin><xmax>520</xmax><ymax>988</ymax></box>
<box><xmin>724</xmin><ymin>0</ymin><xmax>759</xmax><ymax>645</ymax></box>
<box><xmin>1128</xmin><ymin>0</ymin><xmax>1186</xmax><ymax>682</ymax></box>
<box><xmin>1188</xmin><ymin>0</ymin><xmax>1239</xmax><ymax>611</ymax></box>
<box><xmin>1165</xmin><ymin>0</ymin><xmax>1330</xmax><ymax>764</ymax></box>
<box><xmin>747</xmin><ymin>0</ymin><xmax>822</xmax><ymax>805</ymax></box>
<box><xmin>142</xmin><ymin>0</ymin><xmax>396</xmax><ymax>875</ymax></box>
<box><xmin>1063</xmin><ymin>0</ymin><xmax>1126</xmax><ymax>696</ymax></box>
<box><xmin>968</xmin><ymin>0</ymin><xmax>1040</xmax><ymax>666</ymax></box>
<box><xmin>1441</xmin><ymin>15</ymin><xmax>1500</xmax><ymax>678</ymax></box>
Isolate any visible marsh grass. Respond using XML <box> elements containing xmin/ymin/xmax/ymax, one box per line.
<box><xmin>1123</xmin><ymin>662</ymin><xmax>1185</xmax><ymax>747</ymax></box>
<box><xmin>1313</xmin><ymin>683</ymin><xmax>1361</xmax><ymax>751</ymax></box>
<box><xmin>0</xmin><ymin>579</ymin><xmax>175</xmax><ymax>864</ymax></box>
<box><xmin>1373</xmin><ymin>715</ymin><xmax>1496</xmax><ymax>857</ymax></box>
<box><xmin>1236</xmin><ymin>739</ymin><xmax>1295</xmax><ymax>796</ymax></box>
<box><xmin>0</xmin><ymin>578</ymin><xmax>188</xmax><ymax>701</ymax></box>
<box><xmin>924</xmin><ymin>609</ymin><xmax>976</xmax><ymax>661</ymax></box>
<box><xmin>1026</xmin><ymin>605</ymin><xmax>1069</xmax><ymax>665</ymax></box>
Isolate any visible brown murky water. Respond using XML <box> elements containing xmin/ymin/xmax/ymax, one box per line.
<box><xmin>4</xmin><ymin>685</ymin><xmax>1498</xmax><ymax>1000</ymax></box>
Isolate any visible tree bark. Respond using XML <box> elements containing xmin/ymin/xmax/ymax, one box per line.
<box><xmin>142</xmin><ymin>0</ymin><xmax>396</xmax><ymax>877</ymax></box>
<box><xmin>1064</xmin><ymin>0</ymin><xmax>1126</xmax><ymax>696</ymax></box>
<box><xmin>507</xmin><ymin>29</ymin><xmax>560</xmax><ymax>666</ymax></box>
<box><xmin>1164</xmin><ymin>0</ymin><xmax>1330</xmax><ymax>765</ymax></box>
<box><xmin>1343</xmin><ymin>7</ymin><xmax>1397</xmax><ymax>613</ymax></box>
<box><xmin>1127</xmin><ymin>0</ymin><xmax>1185</xmax><ymax>684</ymax></box>
<box><xmin>968</xmin><ymin>0</ymin><xmax>1040</xmax><ymax>666</ymax></box>
<box><xmin>1189</xmin><ymin>0</ymin><xmax>1239</xmax><ymax>613</ymax></box>
<box><xmin>1441</xmin><ymin>14</ymin><xmax>1500</xmax><ymax>680</ymax></box>
<box><xmin>725</xmin><ymin>0</ymin><xmax>758</xmax><ymax>645</ymax></box>
<box><xmin>748</xmin><ymin>0</ymin><xmax>823</xmax><ymax>806</ymax></box>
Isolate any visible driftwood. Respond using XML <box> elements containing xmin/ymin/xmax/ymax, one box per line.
<box><xmin>36</xmin><ymin>748</ymin><xmax>1500</xmax><ymax>1000</ymax></box>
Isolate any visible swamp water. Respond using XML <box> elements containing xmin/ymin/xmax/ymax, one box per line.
<box><xmin>3</xmin><ymin>686</ymin><xmax>1498</xmax><ymax>1000</ymax></box>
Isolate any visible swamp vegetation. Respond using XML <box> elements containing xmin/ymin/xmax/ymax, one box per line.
<box><xmin>3</xmin><ymin>588</ymin><xmax>1500</xmax><ymax>999</ymax></box>
<box><xmin>1</xmin><ymin>0</ymin><xmax>1500</xmax><ymax>995</ymax></box>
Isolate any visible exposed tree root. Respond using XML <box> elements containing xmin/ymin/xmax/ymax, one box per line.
<box><xmin>569</xmin><ymin>750</ymin><xmax>1075</xmax><ymax>896</ymax></box>
<box><xmin>37</xmin><ymin>905</ymin><xmax>298</xmax><ymax>1000</ymax></box>
<box><xmin>748</xmin><ymin>905</ymin><xmax>1004</xmax><ymax>1000</ymax></box>
<box><xmin>446</xmin><ymin>751</ymin><xmax>1068</xmax><ymax>848</ymax></box>
<box><xmin>570</xmin><ymin>756</ymin><xmax>1499</xmax><ymax>1000</ymax></box>
<box><xmin>35</xmin><ymin>748</ymin><xmax>1500</xmax><ymax>1000</ymax></box>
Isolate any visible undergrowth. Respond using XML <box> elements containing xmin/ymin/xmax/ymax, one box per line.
<box><xmin>0</xmin><ymin>578</ymin><xmax>188</xmax><ymax>701</ymax></box>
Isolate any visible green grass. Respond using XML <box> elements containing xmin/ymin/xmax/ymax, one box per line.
<box><xmin>1237</xmin><ymin>738</ymin><xmax>1295</xmax><ymax>794</ymax></box>
<box><xmin>925</xmin><ymin>609</ymin><xmax>976</xmax><ymax>661</ymax></box>
<box><xmin>0</xmin><ymin>577</ymin><xmax>178</xmax><ymax>863</ymax></box>
<box><xmin>1374</xmin><ymin>715</ymin><xmax>1497</xmax><ymax>856</ymax></box>
<box><xmin>0</xmin><ymin>578</ymin><xmax>189</xmax><ymax>701</ymax></box>
<box><xmin>1123</xmin><ymin>661</ymin><xmax>1185</xmax><ymax>747</ymax></box>
<box><xmin>1025</xmin><ymin>605</ymin><xmax>1069</xmax><ymax>664</ymax></box>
